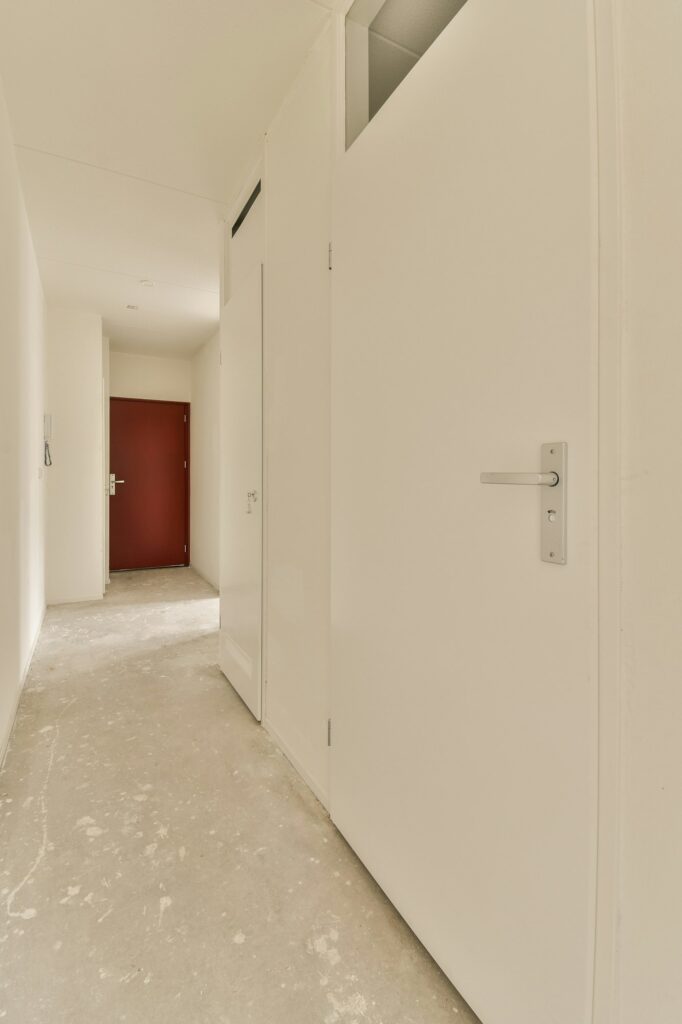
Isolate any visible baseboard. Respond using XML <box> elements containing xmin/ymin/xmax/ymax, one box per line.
<box><xmin>189</xmin><ymin>563</ymin><xmax>219</xmax><ymax>592</ymax></box>
<box><xmin>47</xmin><ymin>591</ymin><xmax>104</xmax><ymax>607</ymax></box>
<box><xmin>0</xmin><ymin>606</ymin><xmax>45</xmax><ymax>769</ymax></box>
<box><xmin>263</xmin><ymin>717</ymin><xmax>330</xmax><ymax>811</ymax></box>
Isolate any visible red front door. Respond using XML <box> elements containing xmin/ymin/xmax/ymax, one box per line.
<box><xmin>110</xmin><ymin>398</ymin><xmax>189</xmax><ymax>571</ymax></box>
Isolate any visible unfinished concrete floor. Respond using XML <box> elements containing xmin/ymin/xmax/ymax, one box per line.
<box><xmin>0</xmin><ymin>568</ymin><xmax>478</xmax><ymax>1024</ymax></box>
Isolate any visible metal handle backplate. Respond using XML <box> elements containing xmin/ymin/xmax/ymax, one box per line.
<box><xmin>481</xmin><ymin>443</ymin><xmax>567</xmax><ymax>564</ymax></box>
<box><xmin>109</xmin><ymin>473</ymin><xmax>125</xmax><ymax>496</ymax></box>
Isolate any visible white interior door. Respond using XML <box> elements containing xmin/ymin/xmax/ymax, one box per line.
<box><xmin>331</xmin><ymin>3</ymin><xmax>598</xmax><ymax>1024</ymax></box>
<box><xmin>220</xmin><ymin>263</ymin><xmax>263</xmax><ymax>720</ymax></box>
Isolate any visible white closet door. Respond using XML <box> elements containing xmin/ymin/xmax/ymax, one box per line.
<box><xmin>331</xmin><ymin>2</ymin><xmax>599</xmax><ymax>1022</ymax></box>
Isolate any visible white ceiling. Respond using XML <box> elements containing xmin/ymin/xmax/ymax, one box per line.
<box><xmin>0</xmin><ymin>0</ymin><xmax>333</xmax><ymax>355</ymax></box>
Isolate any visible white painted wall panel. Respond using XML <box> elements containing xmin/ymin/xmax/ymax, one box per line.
<box><xmin>110</xmin><ymin>350</ymin><xmax>191</xmax><ymax>403</ymax></box>
<box><xmin>46</xmin><ymin>309</ymin><xmax>103</xmax><ymax>604</ymax></box>
<box><xmin>102</xmin><ymin>336</ymin><xmax>110</xmax><ymax>587</ymax></box>
<box><xmin>0</xmin><ymin>82</ymin><xmax>46</xmax><ymax>757</ymax></box>
<box><xmin>263</xmin><ymin>25</ymin><xmax>333</xmax><ymax>804</ymax></box>
<box><xmin>191</xmin><ymin>332</ymin><xmax>220</xmax><ymax>588</ymax></box>
<box><xmin>227</xmin><ymin>183</ymin><xmax>264</xmax><ymax>303</ymax></box>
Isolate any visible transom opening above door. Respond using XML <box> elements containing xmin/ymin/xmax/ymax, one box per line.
<box><xmin>345</xmin><ymin>0</ymin><xmax>470</xmax><ymax>148</ymax></box>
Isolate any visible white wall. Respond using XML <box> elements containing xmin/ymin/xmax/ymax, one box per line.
<box><xmin>46</xmin><ymin>309</ymin><xmax>103</xmax><ymax>604</ymax></box>
<box><xmin>190</xmin><ymin>332</ymin><xmax>220</xmax><ymax>588</ymax></box>
<box><xmin>110</xmin><ymin>350</ymin><xmax>191</xmax><ymax>402</ymax></box>
<box><xmin>262</xmin><ymin>24</ymin><xmax>333</xmax><ymax>804</ymax></box>
<box><xmin>102</xmin><ymin>336</ymin><xmax>110</xmax><ymax>587</ymax></box>
<box><xmin>618</xmin><ymin>2</ymin><xmax>682</xmax><ymax>1020</ymax></box>
<box><xmin>227</xmin><ymin>176</ymin><xmax>264</xmax><ymax>301</ymax></box>
<box><xmin>0</xmin><ymin>84</ymin><xmax>46</xmax><ymax>757</ymax></box>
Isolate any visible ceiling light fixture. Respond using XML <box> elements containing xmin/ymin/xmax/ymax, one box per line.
<box><xmin>139</xmin><ymin>279</ymin><xmax>154</xmax><ymax>288</ymax></box>
<box><xmin>126</xmin><ymin>304</ymin><xmax>139</xmax><ymax>310</ymax></box>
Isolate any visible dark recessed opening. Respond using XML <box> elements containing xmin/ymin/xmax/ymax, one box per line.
<box><xmin>232</xmin><ymin>180</ymin><xmax>262</xmax><ymax>238</ymax></box>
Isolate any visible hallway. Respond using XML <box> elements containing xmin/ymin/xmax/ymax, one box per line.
<box><xmin>0</xmin><ymin>570</ymin><xmax>475</xmax><ymax>1024</ymax></box>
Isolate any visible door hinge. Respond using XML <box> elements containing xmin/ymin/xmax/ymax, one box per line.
<box><xmin>184</xmin><ymin>544</ymin><xmax>187</xmax><ymax>553</ymax></box>
<box><xmin>327</xmin><ymin>718</ymin><xmax>332</xmax><ymax>747</ymax></box>
<box><xmin>328</xmin><ymin>242</ymin><xmax>333</xmax><ymax>271</ymax></box>
<box><xmin>184</xmin><ymin>414</ymin><xmax>187</xmax><ymax>422</ymax></box>
<box><xmin>184</xmin><ymin>460</ymin><xmax>187</xmax><ymax>469</ymax></box>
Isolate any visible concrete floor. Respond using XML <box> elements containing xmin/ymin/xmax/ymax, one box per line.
<box><xmin>0</xmin><ymin>568</ymin><xmax>478</xmax><ymax>1024</ymax></box>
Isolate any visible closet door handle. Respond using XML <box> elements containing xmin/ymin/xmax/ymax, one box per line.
<box><xmin>480</xmin><ymin>443</ymin><xmax>567</xmax><ymax>565</ymax></box>
<box><xmin>480</xmin><ymin>471</ymin><xmax>559</xmax><ymax>486</ymax></box>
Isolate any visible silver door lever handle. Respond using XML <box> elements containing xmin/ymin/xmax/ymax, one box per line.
<box><xmin>480</xmin><ymin>471</ymin><xmax>559</xmax><ymax>486</ymax></box>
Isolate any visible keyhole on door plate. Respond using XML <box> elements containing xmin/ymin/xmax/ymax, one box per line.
<box><xmin>547</xmin><ymin>509</ymin><xmax>557</xmax><ymax>523</ymax></box>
